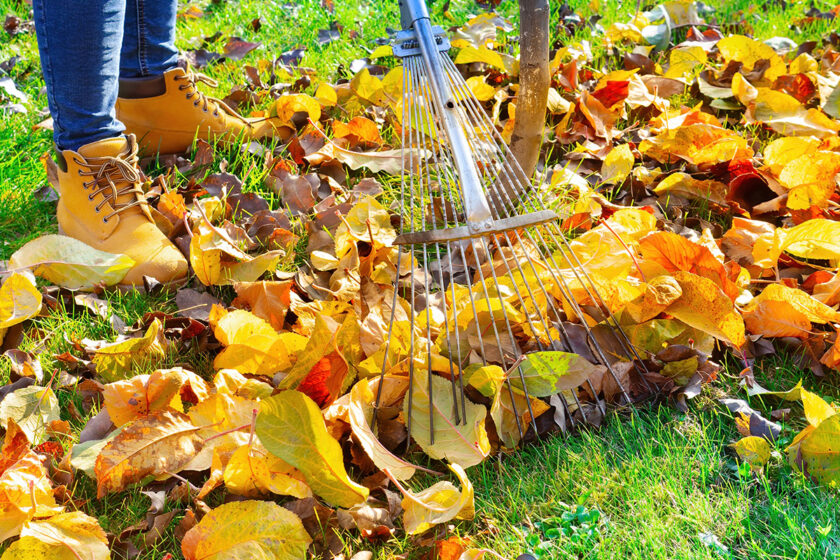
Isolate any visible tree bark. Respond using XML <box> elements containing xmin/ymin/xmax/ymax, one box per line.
<box><xmin>509</xmin><ymin>0</ymin><xmax>550</xmax><ymax>182</ymax></box>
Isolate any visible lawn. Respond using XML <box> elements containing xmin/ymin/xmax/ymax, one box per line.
<box><xmin>1</xmin><ymin>0</ymin><xmax>839</xmax><ymax>558</ymax></box>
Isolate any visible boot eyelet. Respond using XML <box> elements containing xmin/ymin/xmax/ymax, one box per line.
<box><xmin>102</xmin><ymin>217</ymin><xmax>109</xmax><ymax>224</ymax></box>
<box><xmin>95</xmin><ymin>207</ymin><xmax>100</xmax><ymax>213</ymax></box>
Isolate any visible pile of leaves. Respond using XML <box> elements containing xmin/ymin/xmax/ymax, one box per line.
<box><xmin>2</xmin><ymin>1</ymin><xmax>840</xmax><ymax>558</ymax></box>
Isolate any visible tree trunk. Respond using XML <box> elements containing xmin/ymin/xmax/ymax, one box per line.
<box><xmin>509</xmin><ymin>0</ymin><xmax>550</xmax><ymax>182</ymax></box>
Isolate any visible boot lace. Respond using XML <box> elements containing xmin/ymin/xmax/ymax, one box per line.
<box><xmin>174</xmin><ymin>70</ymin><xmax>222</xmax><ymax>117</ymax></box>
<box><xmin>74</xmin><ymin>145</ymin><xmax>147</xmax><ymax>223</ymax></box>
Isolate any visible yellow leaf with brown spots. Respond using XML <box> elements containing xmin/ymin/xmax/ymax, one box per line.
<box><xmin>666</xmin><ymin>271</ymin><xmax>746</xmax><ymax>348</ymax></box>
<box><xmin>778</xmin><ymin>151</ymin><xmax>840</xmax><ymax>210</ymax></box>
<box><xmin>639</xmin><ymin>123</ymin><xmax>753</xmax><ymax>165</ymax></box>
<box><xmin>94</xmin><ymin>408</ymin><xmax>203</xmax><ymax>498</ymax></box>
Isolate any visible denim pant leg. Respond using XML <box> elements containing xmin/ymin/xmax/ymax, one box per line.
<box><xmin>33</xmin><ymin>0</ymin><xmax>126</xmax><ymax>151</ymax></box>
<box><xmin>120</xmin><ymin>0</ymin><xmax>179</xmax><ymax>78</ymax></box>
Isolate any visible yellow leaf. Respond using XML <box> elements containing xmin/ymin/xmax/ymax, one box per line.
<box><xmin>716</xmin><ymin>35</ymin><xmax>786</xmax><ymax>82</ymax></box>
<box><xmin>464</xmin><ymin>76</ymin><xmax>496</xmax><ymax>102</ymax></box>
<box><xmin>95</xmin><ymin>408</ymin><xmax>203</xmax><ymax>497</ymax></box>
<box><xmin>92</xmin><ymin>318</ymin><xmax>167</xmax><ymax>382</ymax></box>
<box><xmin>222</xmin><ymin>444</ymin><xmax>311</xmax><ymax>499</ymax></box>
<box><xmin>210</xmin><ymin>306</ymin><xmax>300</xmax><ymax>376</ymax></box>
<box><xmin>314</xmin><ymin>82</ymin><xmax>337</xmax><ymax>107</ymax></box>
<box><xmin>639</xmin><ymin>123</ymin><xmax>753</xmax><ymax>165</ymax></box>
<box><xmin>10</xmin><ymin>512</ymin><xmax>110</xmax><ymax>560</ymax></box>
<box><xmin>601</xmin><ymin>144</ymin><xmax>634</xmax><ymax>183</ymax></box>
<box><xmin>271</xmin><ymin>93</ymin><xmax>321</xmax><ymax>126</ymax></box>
<box><xmin>747</xmin><ymin>89</ymin><xmax>840</xmax><ymax>138</ymax></box>
<box><xmin>490</xmin><ymin>384</ymin><xmax>550</xmax><ymax>448</ymax></box>
<box><xmin>405</xmin><ymin>369</ymin><xmax>491</xmax><ymax>468</ymax></box>
<box><xmin>665</xmin><ymin>46</ymin><xmax>706</xmax><ymax>79</ymax></box>
<box><xmin>190</xmin><ymin>220</ymin><xmax>282</xmax><ymax>286</ymax></box>
<box><xmin>370</xmin><ymin>44</ymin><xmax>393</xmax><ymax>58</ymax></box>
<box><xmin>790</xmin><ymin>415</ymin><xmax>840</xmax><ymax>485</ymax></box>
<box><xmin>103</xmin><ymin>368</ymin><xmax>207</xmax><ymax>427</ymax></box>
<box><xmin>745</xmin><ymin>284</ymin><xmax>840</xmax><ymax>326</ymax></box>
<box><xmin>347</xmin><ymin>378</ymin><xmax>420</xmax><ymax>481</ymax></box>
<box><xmin>467</xmin><ymin>364</ymin><xmax>506</xmax><ymax>398</ymax></box>
<box><xmin>733</xmin><ymin>436</ymin><xmax>771</xmax><ymax>470</ymax></box>
<box><xmin>181</xmin><ymin>500</ymin><xmax>311</xmax><ymax>560</ymax></box>
<box><xmin>256</xmin><ymin>390</ymin><xmax>369</xmax><ymax>508</ymax></box>
<box><xmin>781</xmin><ymin>219</ymin><xmax>840</xmax><ymax>267</ymax></box>
<box><xmin>0</xmin><ymin>274</ymin><xmax>41</xmax><ymax>344</ymax></box>
<box><xmin>454</xmin><ymin>45</ymin><xmax>505</xmax><ymax>70</ymax></box>
<box><xmin>185</xmin><ymin>392</ymin><xmax>257</xmax><ymax>472</ymax></box>
<box><xmin>666</xmin><ymin>271</ymin><xmax>746</xmax><ymax>347</ymax></box>
<box><xmin>350</xmin><ymin>68</ymin><xmax>384</xmax><ymax>104</ymax></box>
<box><xmin>778</xmin><ymin>151</ymin><xmax>840</xmax><ymax>210</ymax></box>
<box><xmin>762</xmin><ymin>137</ymin><xmax>821</xmax><ymax>176</ymax></box>
<box><xmin>401</xmin><ymin>464</ymin><xmax>474</xmax><ymax>534</ymax></box>
<box><xmin>0</xmin><ymin>421</ymin><xmax>63</xmax><ymax>543</ymax></box>
<box><xmin>0</xmin><ymin>385</ymin><xmax>60</xmax><ymax>445</ymax></box>
<box><xmin>334</xmin><ymin>196</ymin><xmax>396</xmax><ymax>258</ymax></box>
<box><xmin>801</xmin><ymin>389</ymin><xmax>837</xmax><ymax>427</ymax></box>
<box><xmin>653</xmin><ymin>173</ymin><xmax>728</xmax><ymax>206</ymax></box>
<box><xmin>8</xmin><ymin>234</ymin><xmax>134</xmax><ymax>290</ymax></box>
<box><xmin>625</xmin><ymin>275</ymin><xmax>683</xmax><ymax>323</ymax></box>
<box><xmin>731</xmin><ymin>72</ymin><xmax>757</xmax><ymax>105</ymax></box>
<box><xmin>743</xmin><ymin>299</ymin><xmax>811</xmax><ymax>339</ymax></box>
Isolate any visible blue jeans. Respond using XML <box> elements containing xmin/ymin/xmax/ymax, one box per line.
<box><xmin>33</xmin><ymin>0</ymin><xmax>179</xmax><ymax>151</ymax></box>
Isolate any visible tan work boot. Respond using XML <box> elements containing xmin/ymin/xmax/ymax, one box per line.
<box><xmin>56</xmin><ymin>135</ymin><xmax>188</xmax><ymax>286</ymax></box>
<box><xmin>116</xmin><ymin>65</ymin><xmax>277</xmax><ymax>155</ymax></box>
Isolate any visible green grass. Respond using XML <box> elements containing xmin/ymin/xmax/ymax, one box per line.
<box><xmin>2</xmin><ymin>0</ymin><xmax>840</xmax><ymax>558</ymax></box>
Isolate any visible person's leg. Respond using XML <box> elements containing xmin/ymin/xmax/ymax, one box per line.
<box><xmin>32</xmin><ymin>0</ymin><xmax>125</xmax><ymax>151</ymax></box>
<box><xmin>120</xmin><ymin>0</ymin><xmax>179</xmax><ymax>79</ymax></box>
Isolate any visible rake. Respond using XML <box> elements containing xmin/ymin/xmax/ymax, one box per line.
<box><xmin>376</xmin><ymin>0</ymin><xmax>650</xmax><ymax>446</ymax></box>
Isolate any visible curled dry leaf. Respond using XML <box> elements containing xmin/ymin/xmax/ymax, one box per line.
<box><xmin>347</xmin><ymin>377</ymin><xmax>419</xmax><ymax>481</ymax></box>
<box><xmin>8</xmin><ymin>234</ymin><xmax>134</xmax><ymax>290</ymax></box>
<box><xmin>182</xmin><ymin>500</ymin><xmax>311</xmax><ymax>560</ymax></box>
<box><xmin>399</xmin><ymin>464</ymin><xmax>474</xmax><ymax>535</ymax></box>
<box><xmin>256</xmin><ymin>390</ymin><xmax>369</xmax><ymax>508</ymax></box>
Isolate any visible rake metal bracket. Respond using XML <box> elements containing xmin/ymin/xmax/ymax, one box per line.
<box><xmin>392</xmin><ymin>27</ymin><xmax>450</xmax><ymax>58</ymax></box>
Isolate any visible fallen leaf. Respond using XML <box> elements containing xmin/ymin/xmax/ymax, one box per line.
<box><xmin>92</xmin><ymin>318</ymin><xmax>167</xmax><ymax>382</ymax></box>
<box><xmin>400</xmin><ymin>464</ymin><xmax>474</xmax><ymax>534</ymax></box>
<box><xmin>733</xmin><ymin>436</ymin><xmax>771</xmax><ymax>470</ymax></box>
<box><xmin>95</xmin><ymin>408</ymin><xmax>203</xmax><ymax>497</ymax></box>
<box><xmin>7</xmin><ymin>512</ymin><xmax>110</xmax><ymax>560</ymax></box>
<box><xmin>666</xmin><ymin>271</ymin><xmax>746</xmax><ymax>348</ymax></box>
<box><xmin>0</xmin><ymin>273</ymin><xmax>41</xmax><ymax>346</ymax></box>
<box><xmin>510</xmin><ymin>351</ymin><xmax>604</xmax><ymax>396</ymax></box>
<box><xmin>8</xmin><ymin>235</ymin><xmax>134</xmax><ymax>290</ymax></box>
<box><xmin>0</xmin><ymin>385</ymin><xmax>60</xmax><ymax>444</ymax></box>
<box><xmin>0</xmin><ymin>421</ymin><xmax>63</xmax><ymax>542</ymax></box>
<box><xmin>404</xmin><ymin>369</ymin><xmax>491</xmax><ymax>468</ymax></box>
<box><xmin>601</xmin><ymin>144</ymin><xmax>634</xmax><ymax>184</ymax></box>
<box><xmin>182</xmin><ymin>500</ymin><xmax>311</xmax><ymax>560</ymax></box>
<box><xmin>256</xmin><ymin>390</ymin><xmax>369</xmax><ymax>508</ymax></box>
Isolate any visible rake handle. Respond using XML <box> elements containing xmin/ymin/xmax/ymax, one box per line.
<box><xmin>398</xmin><ymin>0</ymin><xmax>494</xmax><ymax>228</ymax></box>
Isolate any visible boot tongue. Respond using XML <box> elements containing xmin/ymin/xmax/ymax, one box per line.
<box><xmin>76</xmin><ymin>136</ymin><xmax>130</xmax><ymax>159</ymax></box>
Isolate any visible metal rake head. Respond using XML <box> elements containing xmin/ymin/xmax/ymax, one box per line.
<box><xmin>375</xmin><ymin>0</ymin><xmax>651</xmax><ymax>449</ymax></box>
